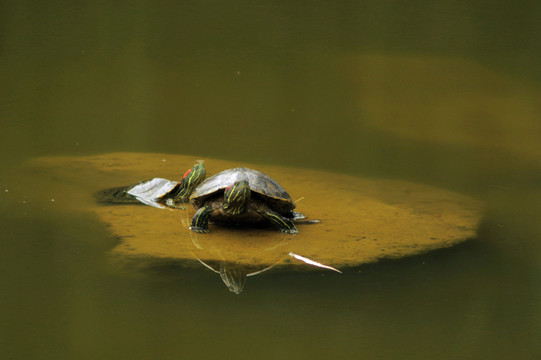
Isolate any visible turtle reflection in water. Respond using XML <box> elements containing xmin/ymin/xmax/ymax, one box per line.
<box><xmin>96</xmin><ymin>163</ymin><xmax>317</xmax><ymax>234</ymax></box>
<box><xmin>189</xmin><ymin>235</ymin><xmax>341</xmax><ymax>294</ymax></box>
<box><xmin>196</xmin><ymin>260</ymin><xmax>270</xmax><ymax>294</ymax></box>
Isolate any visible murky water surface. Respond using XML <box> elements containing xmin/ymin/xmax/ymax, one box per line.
<box><xmin>1</xmin><ymin>1</ymin><xmax>540</xmax><ymax>359</ymax></box>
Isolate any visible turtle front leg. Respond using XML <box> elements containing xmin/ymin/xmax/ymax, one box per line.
<box><xmin>164</xmin><ymin>198</ymin><xmax>188</xmax><ymax>210</ymax></box>
<box><xmin>190</xmin><ymin>205</ymin><xmax>214</xmax><ymax>233</ymax></box>
<box><xmin>257</xmin><ymin>208</ymin><xmax>298</xmax><ymax>234</ymax></box>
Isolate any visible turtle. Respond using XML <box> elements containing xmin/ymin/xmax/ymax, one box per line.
<box><xmin>94</xmin><ymin>162</ymin><xmax>206</xmax><ymax>208</ymax></box>
<box><xmin>189</xmin><ymin>167</ymin><xmax>305</xmax><ymax>234</ymax></box>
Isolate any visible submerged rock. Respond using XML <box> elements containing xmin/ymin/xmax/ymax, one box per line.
<box><xmin>28</xmin><ymin>152</ymin><xmax>483</xmax><ymax>292</ymax></box>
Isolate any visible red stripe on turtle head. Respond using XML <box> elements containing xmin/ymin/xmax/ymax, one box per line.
<box><xmin>182</xmin><ymin>168</ymin><xmax>193</xmax><ymax>179</ymax></box>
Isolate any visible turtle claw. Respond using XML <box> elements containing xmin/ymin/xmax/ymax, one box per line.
<box><xmin>280</xmin><ymin>228</ymin><xmax>298</xmax><ymax>234</ymax></box>
<box><xmin>165</xmin><ymin>198</ymin><xmax>187</xmax><ymax>210</ymax></box>
<box><xmin>190</xmin><ymin>226</ymin><xmax>210</xmax><ymax>234</ymax></box>
<box><xmin>291</xmin><ymin>211</ymin><xmax>306</xmax><ymax>221</ymax></box>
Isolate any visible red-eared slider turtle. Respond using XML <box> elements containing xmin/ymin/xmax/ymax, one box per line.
<box><xmin>94</xmin><ymin>162</ymin><xmax>206</xmax><ymax>208</ymax></box>
<box><xmin>189</xmin><ymin>167</ymin><xmax>304</xmax><ymax>234</ymax></box>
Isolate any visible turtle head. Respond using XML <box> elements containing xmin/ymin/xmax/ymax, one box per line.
<box><xmin>174</xmin><ymin>162</ymin><xmax>206</xmax><ymax>200</ymax></box>
<box><xmin>223</xmin><ymin>180</ymin><xmax>250</xmax><ymax>215</ymax></box>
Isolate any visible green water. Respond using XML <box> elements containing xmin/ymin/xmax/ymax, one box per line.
<box><xmin>1</xmin><ymin>1</ymin><xmax>540</xmax><ymax>359</ymax></box>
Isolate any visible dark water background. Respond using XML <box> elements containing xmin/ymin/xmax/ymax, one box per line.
<box><xmin>1</xmin><ymin>1</ymin><xmax>540</xmax><ymax>359</ymax></box>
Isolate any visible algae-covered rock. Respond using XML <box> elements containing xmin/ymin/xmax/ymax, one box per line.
<box><xmin>28</xmin><ymin>152</ymin><xmax>483</xmax><ymax>273</ymax></box>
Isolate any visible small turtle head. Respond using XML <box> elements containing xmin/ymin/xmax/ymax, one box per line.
<box><xmin>174</xmin><ymin>162</ymin><xmax>206</xmax><ymax>200</ymax></box>
<box><xmin>223</xmin><ymin>180</ymin><xmax>250</xmax><ymax>215</ymax></box>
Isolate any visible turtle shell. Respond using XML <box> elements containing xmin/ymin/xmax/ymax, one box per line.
<box><xmin>94</xmin><ymin>178</ymin><xmax>180</xmax><ymax>209</ymax></box>
<box><xmin>190</xmin><ymin>167</ymin><xmax>295</xmax><ymax>212</ymax></box>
